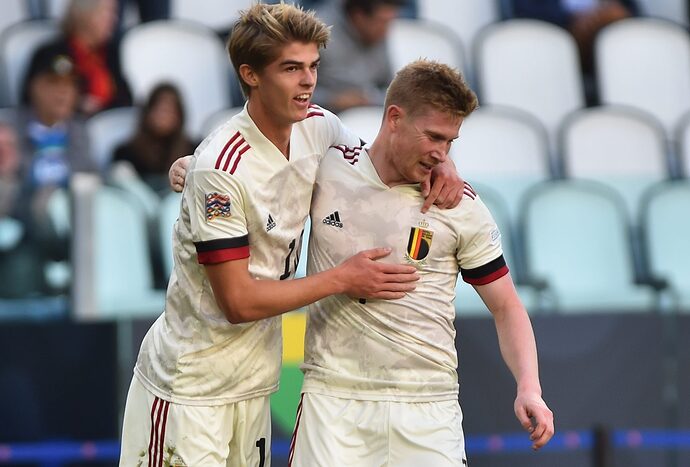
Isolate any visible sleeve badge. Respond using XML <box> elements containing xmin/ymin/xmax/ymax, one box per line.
<box><xmin>205</xmin><ymin>192</ymin><xmax>232</xmax><ymax>221</ymax></box>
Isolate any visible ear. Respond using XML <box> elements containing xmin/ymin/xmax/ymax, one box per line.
<box><xmin>385</xmin><ymin>104</ymin><xmax>404</xmax><ymax>130</ymax></box>
<box><xmin>239</xmin><ymin>64</ymin><xmax>259</xmax><ymax>90</ymax></box>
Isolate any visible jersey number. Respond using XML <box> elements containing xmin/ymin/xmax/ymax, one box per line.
<box><xmin>256</xmin><ymin>437</ymin><xmax>266</xmax><ymax>467</ymax></box>
<box><xmin>279</xmin><ymin>230</ymin><xmax>304</xmax><ymax>280</ymax></box>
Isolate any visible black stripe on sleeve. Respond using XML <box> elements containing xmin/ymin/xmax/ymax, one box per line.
<box><xmin>461</xmin><ymin>255</ymin><xmax>507</xmax><ymax>281</ymax></box>
<box><xmin>194</xmin><ymin>235</ymin><xmax>249</xmax><ymax>253</ymax></box>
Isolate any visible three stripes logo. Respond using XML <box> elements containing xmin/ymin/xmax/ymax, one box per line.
<box><xmin>266</xmin><ymin>214</ymin><xmax>276</xmax><ymax>232</ymax></box>
<box><xmin>406</xmin><ymin>227</ymin><xmax>433</xmax><ymax>261</ymax></box>
<box><xmin>322</xmin><ymin>211</ymin><xmax>343</xmax><ymax>228</ymax></box>
<box><xmin>215</xmin><ymin>131</ymin><xmax>251</xmax><ymax>175</ymax></box>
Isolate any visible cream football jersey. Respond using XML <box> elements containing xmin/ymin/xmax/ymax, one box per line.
<box><xmin>134</xmin><ymin>104</ymin><xmax>351</xmax><ymax>405</ymax></box>
<box><xmin>301</xmin><ymin>140</ymin><xmax>508</xmax><ymax>402</ymax></box>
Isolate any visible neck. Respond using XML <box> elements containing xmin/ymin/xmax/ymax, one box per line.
<box><xmin>368</xmin><ymin>136</ymin><xmax>404</xmax><ymax>187</ymax></box>
<box><xmin>247</xmin><ymin>99</ymin><xmax>291</xmax><ymax>158</ymax></box>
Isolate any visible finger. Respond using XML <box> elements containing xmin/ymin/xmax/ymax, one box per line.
<box><xmin>361</xmin><ymin>247</ymin><xmax>393</xmax><ymax>260</ymax></box>
<box><xmin>378</xmin><ymin>281</ymin><xmax>417</xmax><ymax>292</ymax></box>
<box><xmin>379</xmin><ymin>273</ymin><xmax>419</xmax><ymax>283</ymax></box>
<box><xmin>366</xmin><ymin>291</ymin><xmax>407</xmax><ymax>300</ymax></box>
<box><xmin>421</xmin><ymin>179</ymin><xmax>444</xmax><ymax>213</ymax></box>
<box><xmin>376</xmin><ymin>263</ymin><xmax>418</xmax><ymax>274</ymax></box>
<box><xmin>436</xmin><ymin>185</ymin><xmax>463</xmax><ymax>209</ymax></box>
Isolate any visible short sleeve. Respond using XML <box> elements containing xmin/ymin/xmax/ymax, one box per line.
<box><xmin>188</xmin><ymin>168</ymin><xmax>249</xmax><ymax>264</ymax></box>
<box><xmin>456</xmin><ymin>195</ymin><xmax>509</xmax><ymax>285</ymax></box>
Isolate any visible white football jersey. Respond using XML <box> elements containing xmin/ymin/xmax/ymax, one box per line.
<box><xmin>135</xmin><ymin>104</ymin><xmax>350</xmax><ymax>405</ymax></box>
<box><xmin>301</xmin><ymin>140</ymin><xmax>508</xmax><ymax>402</ymax></box>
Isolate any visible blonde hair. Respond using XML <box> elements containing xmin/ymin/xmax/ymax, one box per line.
<box><xmin>227</xmin><ymin>2</ymin><xmax>330</xmax><ymax>97</ymax></box>
<box><xmin>384</xmin><ymin>60</ymin><xmax>478</xmax><ymax>119</ymax></box>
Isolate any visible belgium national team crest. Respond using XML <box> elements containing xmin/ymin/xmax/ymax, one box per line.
<box><xmin>406</xmin><ymin>227</ymin><xmax>433</xmax><ymax>261</ymax></box>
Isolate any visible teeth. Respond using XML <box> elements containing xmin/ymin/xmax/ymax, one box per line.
<box><xmin>296</xmin><ymin>94</ymin><xmax>310</xmax><ymax>100</ymax></box>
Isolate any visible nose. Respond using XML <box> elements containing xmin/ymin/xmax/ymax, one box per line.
<box><xmin>301</xmin><ymin>68</ymin><xmax>316</xmax><ymax>88</ymax></box>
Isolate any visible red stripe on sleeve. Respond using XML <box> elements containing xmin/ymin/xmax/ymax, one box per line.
<box><xmin>197</xmin><ymin>246</ymin><xmax>250</xmax><ymax>264</ymax></box>
<box><xmin>215</xmin><ymin>132</ymin><xmax>241</xmax><ymax>169</ymax></box>
<box><xmin>463</xmin><ymin>265</ymin><xmax>509</xmax><ymax>285</ymax></box>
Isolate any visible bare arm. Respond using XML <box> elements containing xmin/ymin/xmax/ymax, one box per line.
<box><xmin>474</xmin><ymin>273</ymin><xmax>554</xmax><ymax>450</ymax></box>
<box><xmin>421</xmin><ymin>157</ymin><xmax>464</xmax><ymax>213</ymax></box>
<box><xmin>206</xmin><ymin>248</ymin><xmax>418</xmax><ymax>324</ymax></box>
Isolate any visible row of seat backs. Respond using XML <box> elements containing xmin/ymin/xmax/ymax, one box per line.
<box><xmin>455</xmin><ymin>180</ymin><xmax>690</xmax><ymax>316</ymax></box>
<box><xmin>0</xmin><ymin>18</ymin><xmax>233</xmax><ymax>137</ymax></box>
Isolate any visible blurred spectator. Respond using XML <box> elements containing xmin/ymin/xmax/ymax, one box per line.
<box><xmin>511</xmin><ymin>0</ymin><xmax>638</xmax><ymax>74</ymax></box>
<box><xmin>25</xmin><ymin>0</ymin><xmax>132</xmax><ymax>116</ymax></box>
<box><xmin>117</xmin><ymin>0</ymin><xmax>170</xmax><ymax>29</ymax></box>
<box><xmin>313</xmin><ymin>0</ymin><xmax>405</xmax><ymax>113</ymax></box>
<box><xmin>0</xmin><ymin>121</ymin><xmax>20</xmax><ymax>219</ymax></box>
<box><xmin>112</xmin><ymin>83</ymin><xmax>197</xmax><ymax>193</ymax></box>
<box><xmin>17</xmin><ymin>49</ymin><xmax>96</xmax><ymax>261</ymax></box>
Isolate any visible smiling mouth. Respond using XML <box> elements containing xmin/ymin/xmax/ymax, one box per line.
<box><xmin>295</xmin><ymin>93</ymin><xmax>311</xmax><ymax>103</ymax></box>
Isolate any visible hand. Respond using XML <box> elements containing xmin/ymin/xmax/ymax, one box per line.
<box><xmin>336</xmin><ymin>248</ymin><xmax>419</xmax><ymax>300</ymax></box>
<box><xmin>169</xmin><ymin>155</ymin><xmax>193</xmax><ymax>192</ymax></box>
<box><xmin>420</xmin><ymin>158</ymin><xmax>464</xmax><ymax>213</ymax></box>
<box><xmin>514</xmin><ymin>392</ymin><xmax>554</xmax><ymax>450</ymax></box>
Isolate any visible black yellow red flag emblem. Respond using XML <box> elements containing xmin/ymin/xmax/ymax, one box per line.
<box><xmin>407</xmin><ymin>227</ymin><xmax>433</xmax><ymax>261</ymax></box>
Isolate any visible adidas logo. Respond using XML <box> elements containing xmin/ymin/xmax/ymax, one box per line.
<box><xmin>322</xmin><ymin>211</ymin><xmax>343</xmax><ymax>228</ymax></box>
<box><xmin>266</xmin><ymin>214</ymin><xmax>276</xmax><ymax>232</ymax></box>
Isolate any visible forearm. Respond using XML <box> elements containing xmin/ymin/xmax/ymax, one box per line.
<box><xmin>207</xmin><ymin>260</ymin><xmax>345</xmax><ymax>324</ymax></box>
<box><xmin>493</xmin><ymin>301</ymin><xmax>542</xmax><ymax>395</ymax></box>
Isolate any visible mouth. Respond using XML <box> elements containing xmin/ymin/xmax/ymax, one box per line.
<box><xmin>419</xmin><ymin>161</ymin><xmax>435</xmax><ymax>172</ymax></box>
<box><xmin>294</xmin><ymin>93</ymin><xmax>311</xmax><ymax>105</ymax></box>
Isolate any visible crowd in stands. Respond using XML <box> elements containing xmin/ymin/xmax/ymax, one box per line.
<box><xmin>0</xmin><ymin>0</ymin><xmax>689</xmax><ymax>317</ymax></box>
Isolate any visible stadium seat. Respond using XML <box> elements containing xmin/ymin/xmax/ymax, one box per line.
<box><xmin>120</xmin><ymin>20</ymin><xmax>232</xmax><ymax>139</ymax></box>
<box><xmin>336</xmin><ymin>105</ymin><xmax>384</xmax><ymax>145</ymax></box>
<box><xmin>560</xmin><ymin>106</ymin><xmax>670</xmax><ymax>218</ymax></box>
<box><xmin>387</xmin><ymin>18</ymin><xmax>465</xmax><ymax>75</ymax></box>
<box><xmin>450</xmin><ymin>105</ymin><xmax>551</xmax><ymax>221</ymax></box>
<box><xmin>0</xmin><ymin>217</ymin><xmax>23</xmax><ymax>252</ymax></box>
<box><xmin>636</xmin><ymin>0</ymin><xmax>688</xmax><ymax>26</ymax></box>
<box><xmin>417</xmin><ymin>0</ymin><xmax>500</xmax><ymax>84</ymax></box>
<box><xmin>170</xmin><ymin>0</ymin><xmax>253</xmax><ymax>31</ymax></box>
<box><xmin>595</xmin><ymin>18</ymin><xmax>690</xmax><ymax>140</ymax></box>
<box><xmin>86</xmin><ymin>106</ymin><xmax>138</xmax><ymax>171</ymax></box>
<box><xmin>0</xmin><ymin>19</ymin><xmax>59</xmax><ymax>106</ymax></box>
<box><xmin>520</xmin><ymin>180</ymin><xmax>657</xmax><ymax>313</ymax></box>
<box><xmin>159</xmin><ymin>190</ymin><xmax>182</xmax><ymax>278</ymax></box>
<box><xmin>475</xmin><ymin>19</ymin><xmax>585</xmax><ymax>151</ymax></box>
<box><xmin>201</xmin><ymin>106</ymin><xmax>244</xmax><ymax>137</ymax></box>
<box><xmin>641</xmin><ymin>181</ymin><xmax>690</xmax><ymax>311</ymax></box>
<box><xmin>0</xmin><ymin>0</ymin><xmax>29</xmax><ymax>46</ymax></box>
<box><xmin>72</xmin><ymin>180</ymin><xmax>165</xmax><ymax>319</ymax></box>
<box><xmin>454</xmin><ymin>183</ymin><xmax>542</xmax><ymax>316</ymax></box>
<box><xmin>677</xmin><ymin>111</ymin><xmax>690</xmax><ymax>178</ymax></box>
<box><xmin>45</xmin><ymin>0</ymin><xmax>70</xmax><ymax>19</ymax></box>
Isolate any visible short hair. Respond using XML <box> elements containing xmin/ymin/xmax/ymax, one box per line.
<box><xmin>344</xmin><ymin>0</ymin><xmax>406</xmax><ymax>16</ymax></box>
<box><xmin>384</xmin><ymin>60</ymin><xmax>478</xmax><ymax>119</ymax></box>
<box><xmin>228</xmin><ymin>2</ymin><xmax>331</xmax><ymax>97</ymax></box>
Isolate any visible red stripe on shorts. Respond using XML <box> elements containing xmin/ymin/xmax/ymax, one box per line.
<box><xmin>288</xmin><ymin>394</ymin><xmax>305</xmax><ymax>466</ymax></box>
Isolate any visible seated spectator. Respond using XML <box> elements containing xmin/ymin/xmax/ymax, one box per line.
<box><xmin>511</xmin><ymin>0</ymin><xmax>638</xmax><ymax>73</ymax></box>
<box><xmin>112</xmin><ymin>83</ymin><xmax>197</xmax><ymax>193</ymax></box>
<box><xmin>0</xmin><ymin>121</ymin><xmax>20</xmax><ymax>219</ymax></box>
<box><xmin>17</xmin><ymin>50</ymin><xmax>96</xmax><ymax>262</ymax></box>
<box><xmin>313</xmin><ymin>0</ymin><xmax>405</xmax><ymax>113</ymax></box>
<box><xmin>25</xmin><ymin>0</ymin><xmax>132</xmax><ymax>116</ymax></box>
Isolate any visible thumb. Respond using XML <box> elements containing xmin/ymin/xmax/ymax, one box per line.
<box><xmin>362</xmin><ymin>247</ymin><xmax>392</xmax><ymax>261</ymax></box>
<box><xmin>420</xmin><ymin>177</ymin><xmax>431</xmax><ymax>197</ymax></box>
<box><xmin>516</xmin><ymin>406</ymin><xmax>532</xmax><ymax>431</ymax></box>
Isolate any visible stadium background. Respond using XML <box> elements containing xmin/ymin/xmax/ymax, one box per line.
<box><xmin>1</xmin><ymin>0</ymin><xmax>690</xmax><ymax>466</ymax></box>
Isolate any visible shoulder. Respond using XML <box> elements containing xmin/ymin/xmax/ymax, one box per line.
<box><xmin>193</xmin><ymin>118</ymin><xmax>248</xmax><ymax>172</ymax></box>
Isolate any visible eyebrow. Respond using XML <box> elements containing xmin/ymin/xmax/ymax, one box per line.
<box><xmin>425</xmin><ymin>129</ymin><xmax>458</xmax><ymax>142</ymax></box>
<box><xmin>279</xmin><ymin>58</ymin><xmax>321</xmax><ymax>67</ymax></box>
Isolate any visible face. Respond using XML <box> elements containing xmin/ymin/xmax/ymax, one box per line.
<box><xmin>30</xmin><ymin>75</ymin><xmax>79</xmax><ymax>124</ymax></box>
<box><xmin>351</xmin><ymin>4</ymin><xmax>399</xmax><ymax>46</ymax></box>
<box><xmin>389</xmin><ymin>107</ymin><xmax>462</xmax><ymax>184</ymax></box>
<box><xmin>245</xmin><ymin>41</ymin><xmax>320</xmax><ymax>127</ymax></box>
<box><xmin>147</xmin><ymin>92</ymin><xmax>181</xmax><ymax>136</ymax></box>
<box><xmin>80</xmin><ymin>0</ymin><xmax>118</xmax><ymax>45</ymax></box>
